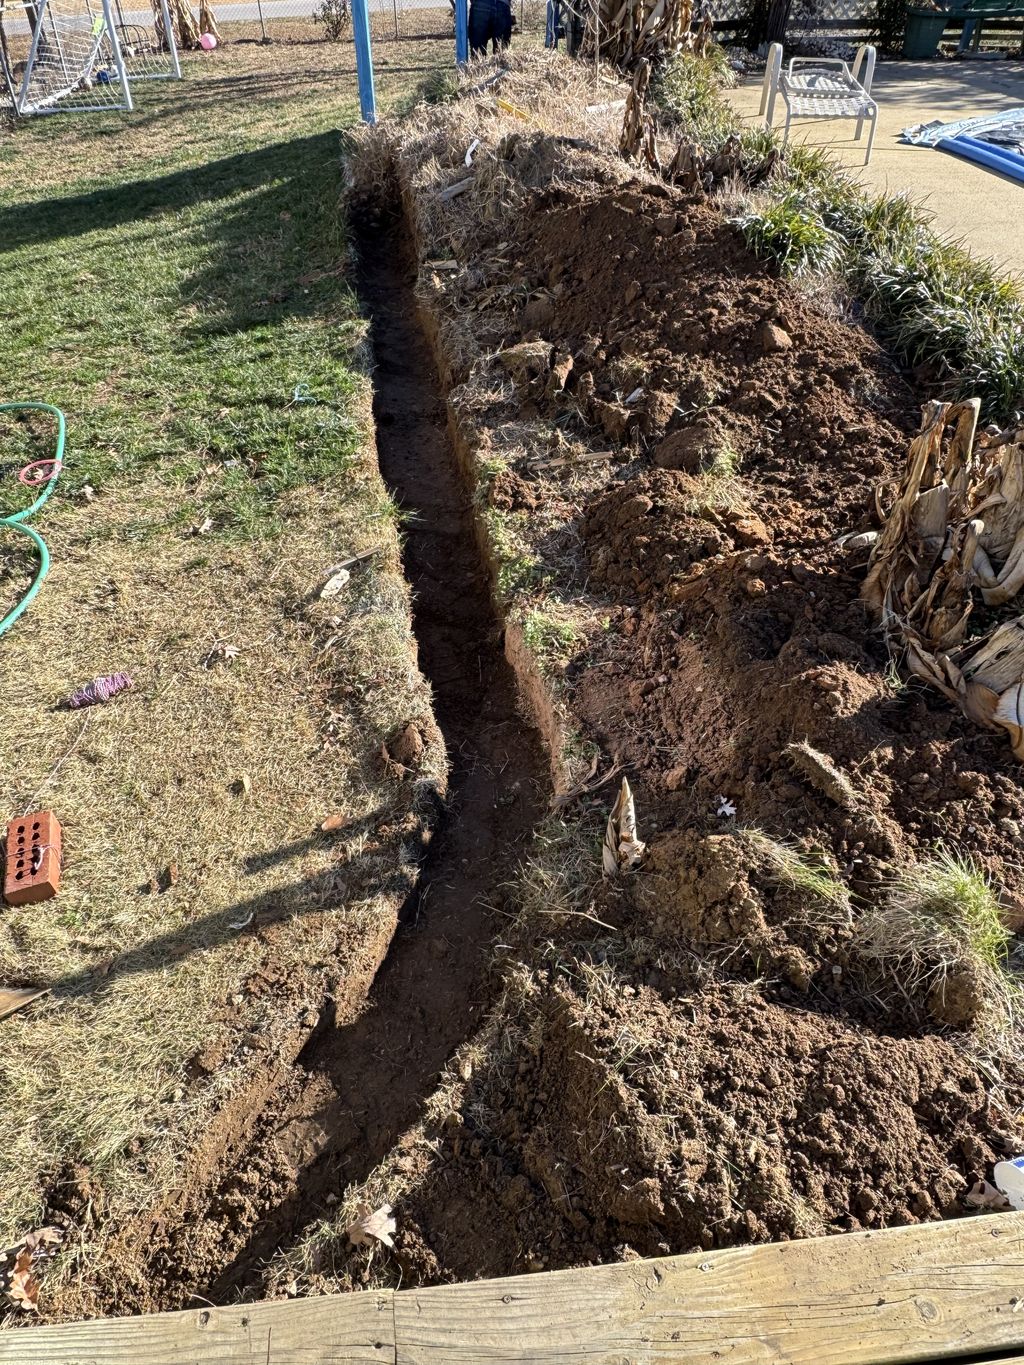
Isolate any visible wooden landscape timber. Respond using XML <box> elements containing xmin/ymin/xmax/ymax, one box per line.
<box><xmin>6</xmin><ymin>1212</ymin><xmax>1024</xmax><ymax>1364</ymax></box>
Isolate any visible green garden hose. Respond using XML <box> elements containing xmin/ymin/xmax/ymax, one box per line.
<box><xmin>0</xmin><ymin>402</ymin><xmax>66</xmax><ymax>639</ymax></box>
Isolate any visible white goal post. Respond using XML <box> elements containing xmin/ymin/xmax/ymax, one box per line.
<box><xmin>20</xmin><ymin>0</ymin><xmax>133</xmax><ymax>114</ymax></box>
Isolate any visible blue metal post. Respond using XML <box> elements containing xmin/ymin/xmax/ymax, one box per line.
<box><xmin>352</xmin><ymin>0</ymin><xmax>377</xmax><ymax>124</ymax></box>
<box><xmin>455</xmin><ymin>0</ymin><xmax>469</xmax><ymax>65</ymax></box>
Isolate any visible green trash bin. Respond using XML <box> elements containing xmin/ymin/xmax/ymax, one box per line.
<box><xmin>903</xmin><ymin>7</ymin><xmax>950</xmax><ymax>55</ymax></box>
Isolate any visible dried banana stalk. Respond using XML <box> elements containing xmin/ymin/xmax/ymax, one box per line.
<box><xmin>619</xmin><ymin>60</ymin><xmax>652</xmax><ymax>160</ymax></box>
<box><xmin>591</xmin><ymin>0</ymin><xmax>698</xmax><ymax>69</ymax></box>
<box><xmin>603</xmin><ymin>777</ymin><xmax>646</xmax><ymax>876</ymax></box>
<box><xmin>861</xmin><ymin>400</ymin><xmax>1024</xmax><ymax>760</ymax></box>
<box><xmin>167</xmin><ymin>0</ymin><xmax>201</xmax><ymax>46</ymax></box>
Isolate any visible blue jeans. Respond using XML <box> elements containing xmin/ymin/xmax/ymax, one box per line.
<box><xmin>468</xmin><ymin>0</ymin><xmax>512</xmax><ymax>54</ymax></box>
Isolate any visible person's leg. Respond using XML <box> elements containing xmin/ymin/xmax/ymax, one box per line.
<box><xmin>468</xmin><ymin>0</ymin><xmax>491</xmax><ymax>54</ymax></box>
<box><xmin>494</xmin><ymin>2</ymin><xmax>512</xmax><ymax>47</ymax></box>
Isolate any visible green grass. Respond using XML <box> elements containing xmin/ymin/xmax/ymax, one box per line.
<box><xmin>519</xmin><ymin>607</ymin><xmax>581</xmax><ymax>673</ymax></box>
<box><xmin>895</xmin><ymin>846</ymin><xmax>1009</xmax><ymax>969</ymax></box>
<box><xmin>0</xmin><ymin>35</ymin><xmax>462</xmax><ymax>1311</ymax></box>
<box><xmin>482</xmin><ymin>505</ymin><xmax>545</xmax><ymax>604</ymax></box>
<box><xmin>742</xmin><ymin>829</ymin><xmax>853</xmax><ymax>925</ymax></box>
<box><xmin>0</xmin><ymin>134</ymin><xmax>365</xmax><ymax>539</ymax></box>
<box><xmin>857</xmin><ymin>845</ymin><xmax>1012</xmax><ymax>1022</ymax></box>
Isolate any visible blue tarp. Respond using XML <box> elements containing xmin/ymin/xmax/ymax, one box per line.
<box><xmin>902</xmin><ymin>107</ymin><xmax>1024</xmax><ymax>184</ymax></box>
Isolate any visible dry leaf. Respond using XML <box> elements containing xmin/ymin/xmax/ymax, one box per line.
<box><xmin>347</xmin><ymin>1202</ymin><xmax>396</xmax><ymax>1249</ymax></box>
<box><xmin>4</xmin><ymin>1227</ymin><xmax>63</xmax><ymax>1312</ymax></box>
<box><xmin>167</xmin><ymin>862</ymin><xmax>179</xmax><ymax>888</ymax></box>
<box><xmin>321</xmin><ymin>812</ymin><xmax>346</xmax><ymax>832</ymax></box>
<box><xmin>602</xmin><ymin>777</ymin><xmax>646</xmax><ymax>878</ymax></box>
<box><xmin>204</xmin><ymin>641</ymin><xmax>241</xmax><ymax>668</ymax></box>
<box><xmin>234</xmin><ymin>773</ymin><xmax>252</xmax><ymax>797</ymax></box>
<box><xmin>8</xmin><ymin>1248</ymin><xmax>38</xmax><ymax>1311</ymax></box>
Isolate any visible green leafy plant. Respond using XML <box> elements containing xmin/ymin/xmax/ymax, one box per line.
<box><xmin>651</xmin><ymin>48</ymin><xmax>738</xmax><ymax>147</ymax></box>
<box><xmin>736</xmin><ymin>191</ymin><xmax>840</xmax><ymax>275</ymax></box>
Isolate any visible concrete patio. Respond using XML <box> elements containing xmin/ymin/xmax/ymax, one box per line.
<box><xmin>726</xmin><ymin>59</ymin><xmax>1024</xmax><ymax>279</ymax></box>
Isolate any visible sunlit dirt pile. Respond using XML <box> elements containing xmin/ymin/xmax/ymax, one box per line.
<box><xmin>277</xmin><ymin>54</ymin><xmax>1024</xmax><ymax>1297</ymax></box>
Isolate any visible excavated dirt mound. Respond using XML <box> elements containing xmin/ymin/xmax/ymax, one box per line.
<box><xmin>342</xmin><ymin>167</ymin><xmax>1024</xmax><ymax>1294</ymax></box>
<box><xmin>522</xmin><ymin>183</ymin><xmax>907</xmax><ymax>542</ymax></box>
<box><xmin>385</xmin><ymin>981</ymin><xmax>1001</xmax><ymax>1285</ymax></box>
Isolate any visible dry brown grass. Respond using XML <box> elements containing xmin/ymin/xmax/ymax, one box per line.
<box><xmin>363</xmin><ymin>47</ymin><xmax>639</xmax><ymax>260</ymax></box>
<box><xmin>0</xmin><ymin>379</ymin><xmax>444</xmax><ymax>1278</ymax></box>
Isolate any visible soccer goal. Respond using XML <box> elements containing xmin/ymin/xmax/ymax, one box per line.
<box><xmin>7</xmin><ymin>0</ymin><xmax>133</xmax><ymax>113</ymax></box>
<box><xmin>1</xmin><ymin>0</ymin><xmax>179</xmax><ymax>115</ymax></box>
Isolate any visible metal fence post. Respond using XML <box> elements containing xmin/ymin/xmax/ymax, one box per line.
<box><xmin>455</xmin><ymin>0</ymin><xmax>468</xmax><ymax>64</ymax></box>
<box><xmin>352</xmin><ymin>0</ymin><xmax>376</xmax><ymax>123</ymax></box>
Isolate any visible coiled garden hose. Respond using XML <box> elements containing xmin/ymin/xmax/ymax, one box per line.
<box><xmin>0</xmin><ymin>402</ymin><xmax>66</xmax><ymax>639</ymax></box>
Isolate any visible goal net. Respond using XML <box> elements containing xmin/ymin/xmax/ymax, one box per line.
<box><xmin>110</xmin><ymin>0</ymin><xmax>180</xmax><ymax>82</ymax></box>
<box><xmin>1</xmin><ymin>0</ymin><xmax>179</xmax><ymax>115</ymax></box>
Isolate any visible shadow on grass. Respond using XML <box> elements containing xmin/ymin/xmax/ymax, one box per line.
<box><xmin>0</xmin><ymin>131</ymin><xmax>357</xmax><ymax>336</ymax></box>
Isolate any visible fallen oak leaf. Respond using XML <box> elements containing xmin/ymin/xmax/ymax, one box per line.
<box><xmin>347</xmin><ymin>1202</ymin><xmax>396</xmax><ymax>1249</ymax></box>
<box><xmin>203</xmin><ymin>640</ymin><xmax>242</xmax><ymax>669</ymax></box>
<box><xmin>8</xmin><ymin>1248</ymin><xmax>38</xmax><ymax>1311</ymax></box>
<box><xmin>4</xmin><ymin>1226</ymin><xmax>63</xmax><ymax>1312</ymax></box>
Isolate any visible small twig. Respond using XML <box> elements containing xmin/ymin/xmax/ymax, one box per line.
<box><xmin>533</xmin><ymin>906</ymin><xmax>617</xmax><ymax>932</ymax></box>
<box><xmin>21</xmin><ymin>715</ymin><xmax>91</xmax><ymax>816</ymax></box>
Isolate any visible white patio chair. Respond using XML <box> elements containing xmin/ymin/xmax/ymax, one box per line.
<box><xmin>764</xmin><ymin>44</ymin><xmax>879</xmax><ymax>165</ymax></box>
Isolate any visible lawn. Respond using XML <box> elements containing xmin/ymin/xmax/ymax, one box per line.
<box><xmin>0</xmin><ymin>22</ymin><xmax>459</xmax><ymax>1318</ymax></box>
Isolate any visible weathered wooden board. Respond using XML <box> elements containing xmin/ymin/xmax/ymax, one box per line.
<box><xmin>394</xmin><ymin>1214</ymin><xmax>1024</xmax><ymax>1364</ymax></box>
<box><xmin>0</xmin><ymin>1290</ymin><xmax>394</xmax><ymax>1365</ymax></box>
<box><xmin>5</xmin><ymin>1215</ymin><xmax>1024</xmax><ymax>1365</ymax></box>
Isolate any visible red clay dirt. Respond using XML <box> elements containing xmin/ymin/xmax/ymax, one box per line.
<box><xmin>335</xmin><ymin>170</ymin><xmax>1024</xmax><ymax>1291</ymax></box>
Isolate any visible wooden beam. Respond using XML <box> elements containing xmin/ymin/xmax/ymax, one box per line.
<box><xmin>0</xmin><ymin>1290</ymin><xmax>394</xmax><ymax>1365</ymax></box>
<box><xmin>394</xmin><ymin>1216</ymin><xmax>1024</xmax><ymax>1365</ymax></box>
<box><xmin>4</xmin><ymin>1216</ymin><xmax>1024</xmax><ymax>1364</ymax></box>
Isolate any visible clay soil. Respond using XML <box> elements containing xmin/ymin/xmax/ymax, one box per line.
<box><xmin>332</xmin><ymin>164</ymin><xmax>1024</xmax><ymax>1289</ymax></box>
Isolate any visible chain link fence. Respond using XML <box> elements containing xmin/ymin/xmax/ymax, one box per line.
<box><xmin>204</xmin><ymin>0</ymin><xmax>543</xmax><ymax>48</ymax></box>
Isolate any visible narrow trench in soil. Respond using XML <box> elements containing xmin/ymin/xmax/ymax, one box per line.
<box><xmin>204</xmin><ymin>214</ymin><xmax>549</xmax><ymax>1298</ymax></box>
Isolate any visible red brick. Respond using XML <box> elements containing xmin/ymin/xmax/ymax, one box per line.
<box><xmin>3</xmin><ymin>811</ymin><xmax>62</xmax><ymax>906</ymax></box>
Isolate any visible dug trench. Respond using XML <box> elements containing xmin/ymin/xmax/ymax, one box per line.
<box><xmin>292</xmin><ymin>112</ymin><xmax>1024</xmax><ymax>1288</ymax></box>
<box><xmin>111</xmin><ymin>215</ymin><xmax>550</xmax><ymax>1310</ymax></box>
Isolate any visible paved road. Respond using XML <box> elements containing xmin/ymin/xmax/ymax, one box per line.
<box><xmin>2</xmin><ymin>0</ymin><xmax>448</xmax><ymax>37</ymax></box>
